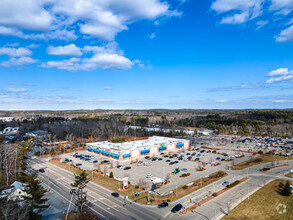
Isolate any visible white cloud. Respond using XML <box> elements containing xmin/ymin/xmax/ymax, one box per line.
<box><xmin>104</xmin><ymin>87</ymin><xmax>111</xmax><ymax>90</ymax></box>
<box><xmin>272</xmin><ymin>99</ymin><xmax>285</xmax><ymax>103</ymax></box>
<box><xmin>5</xmin><ymin>88</ymin><xmax>31</xmax><ymax>92</ymax></box>
<box><xmin>217</xmin><ymin>99</ymin><xmax>228</xmax><ymax>103</ymax></box>
<box><xmin>1</xmin><ymin>56</ymin><xmax>37</xmax><ymax>67</ymax></box>
<box><xmin>275</xmin><ymin>25</ymin><xmax>293</xmax><ymax>42</ymax></box>
<box><xmin>149</xmin><ymin>33</ymin><xmax>156</xmax><ymax>39</ymax></box>
<box><xmin>211</xmin><ymin>0</ymin><xmax>293</xmax><ymax>41</ymax></box>
<box><xmin>211</xmin><ymin>0</ymin><xmax>264</xmax><ymax>24</ymax></box>
<box><xmin>43</xmin><ymin>43</ymin><xmax>133</xmax><ymax>71</ymax></box>
<box><xmin>256</xmin><ymin>20</ymin><xmax>268</xmax><ymax>30</ymax></box>
<box><xmin>0</xmin><ymin>0</ymin><xmax>52</xmax><ymax>31</ymax></box>
<box><xmin>0</xmin><ymin>46</ymin><xmax>32</xmax><ymax>57</ymax></box>
<box><xmin>266</xmin><ymin>67</ymin><xmax>293</xmax><ymax>83</ymax></box>
<box><xmin>266</xmin><ymin>75</ymin><xmax>293</xmax><ymax>83</ymax></box>
<box><xmin>86</xmin><ymin>99</ymin><xmax>112</xmax><ymax>102</ymax></box>
<box><xmin>267</xmin><ymin>68</ymin><xmax>292</xmax><ymax>76</ymax></box>
<box><xmin>47</xmin><ymin>44</ymin><xmax>82</xmax><ymax>57</ymax></box>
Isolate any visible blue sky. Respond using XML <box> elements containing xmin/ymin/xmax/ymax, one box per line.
<box><xmin>0</xmin><ymin>0</ymin><xmax>293</xmax><ymax>110</ymax></box>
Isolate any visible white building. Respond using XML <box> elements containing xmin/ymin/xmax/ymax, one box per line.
<box><xmin>0</xmin><ymin>181</ymin><xmax>27</xmax><ymax>201</ymax></box>
<box><xmin>86</xmin><ymin>136</ymin><xmax>190</xmax><ymax>161</ymax></box>
<box><xmin>0</xmin><ymin>127</ymin><xmax>19</xmax><ymax>136</ymax></box>
<box><xmin>0</xmin><ymin>117</ymin><xmax>15</xmax><ymax>122</ymax></box>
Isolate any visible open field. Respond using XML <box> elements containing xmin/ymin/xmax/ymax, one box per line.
<box><xmin>49</xmin><ymin>159</ymin><xmax>141</xmax><ymax>198</ymax></box>
<box><xmin>230</xmin><ymin>154</ymin><xmax>293</xmax><ymax>170</ymax></box>
<box><xmin>223</xmin><ymin>180</ymin><xmax>293</xmax><ymax>220</ymax></box>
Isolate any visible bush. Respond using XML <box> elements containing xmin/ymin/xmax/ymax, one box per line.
<box><xmin>135</xmin><ymin>185</ymin><xmax>139</xmax><ymax>189</ymax></box>
<box><xmin>182</xmin><ymin>185</ymin><xmax>188</xmax><ymax>190</ymax></box>
<box><xmin>167</xmin><ymin>199</ymin><xmax>171</xmax><ymax>202</ymax></box>
<box><xmin>226</xmin><ymin>180</ymin><xmax>240</xmax><ymax>188</ymax></box>
<box><xmin>109</xmin><ymin>171</ymin><xmax>113</xmax><ymax>178</ymax></box>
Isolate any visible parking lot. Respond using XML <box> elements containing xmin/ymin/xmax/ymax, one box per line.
<box><xmin>58</xmin><ymin>147</ymin><xmax>251</xmax><ymax>193</ymax></box>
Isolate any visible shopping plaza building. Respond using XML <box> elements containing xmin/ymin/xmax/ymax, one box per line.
<box><xmin>86</xmin><ymin>136</ymin><xmax>190</xmax><ymax>161</ymax></box>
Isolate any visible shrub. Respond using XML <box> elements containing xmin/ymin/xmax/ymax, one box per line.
<box><xmin>226</xmin><ymin>180</ymin><xmax>240</xmax><ymax>188</ymax></box>
<box><xmin>135</xmin><ymin>185</ymin><xmax>139</xmax><ymax>189</ymax></box>
<box><xmin>167</xmin><ymin>199</ymin><xmax>171</xmax><ymax>202</ymax></box>
<box><xmin>182</xmin><ymin>185</ymin><xmax>188</xmax><ymax>190</ymax></box>
<box><xmin>109</xmin><ymin>171</ymin><xmax>114</xmax><ymax>178</ymax></box>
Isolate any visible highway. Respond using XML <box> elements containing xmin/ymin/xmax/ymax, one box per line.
<box><xmin>28</xmin><ymin>157</ymin><xmax>293</xmax><ymax>220</ymax></box>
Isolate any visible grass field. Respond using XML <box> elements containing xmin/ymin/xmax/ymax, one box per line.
<box><xmin>223</xmin><ymin>180</ymin><xmax>293</xmax><ymax>220</ymax></box>
<box><xmin>231</xmin><ymin>154</ymin><xmax>293</xmax><ymax>170</ymax></box>
<box><xmin>49</xmin><ymin>159</ymin><xmax>140</xmax><ymax>197</ymax></box>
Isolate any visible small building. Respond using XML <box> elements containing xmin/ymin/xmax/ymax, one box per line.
<box><xmin>86</xmin><ymin>136</ymin><xmax>190</xmax><ymax>161</ymax></box>
<box><xmin>0</xmin><ymin>181</ymin><xmax>27</xmax><ymax>201</ymax></box>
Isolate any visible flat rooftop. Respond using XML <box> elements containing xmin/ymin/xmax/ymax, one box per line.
<box><xmin>87</xmin><ymin>136</ymin><xmax>187</xmax><ymax>152</ymax></box>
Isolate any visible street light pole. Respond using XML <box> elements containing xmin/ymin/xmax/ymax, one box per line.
<box><xmin>66</xmin><ymin>193</ymin><xmax>74</xmax><ymax>220</ymax></box>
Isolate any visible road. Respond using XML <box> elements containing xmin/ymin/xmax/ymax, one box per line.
<box><xmin>28</xmin><ymin>157</ymin><xmax>293</xmax><ymax>220</ymax></box>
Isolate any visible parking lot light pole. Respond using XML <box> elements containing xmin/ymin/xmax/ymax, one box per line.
<box><xmin>47</xmin><ymin>170</ymin><xmax>50</xmax><ymax>190</ymax></box>
<box><xmin>92</xmin><ymin>162</ymin><xmax>94</xmax><ymax>180</ymax></box>
<box><xmin>66</xmin><ymin>193</ymin><xmax>74</xmax><ymax>220</ymax></box>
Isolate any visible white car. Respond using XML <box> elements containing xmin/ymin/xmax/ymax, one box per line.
<box><xmin>137</xmin><ymin>162</ymin><xmax>143</xmax><ymax>166</ymax></box>
<box><xmin>119</xmin><ymin>166</ymin><xmax>125</xmax><ymax>169</ymax></box>
<box><xmin>146</xmin><ymin>174</ymin><xmax>153</xmax><ymax>178</ymax></box>
<box><xmin>144</xmin><ymin>162</ymin><xmax>152</xmax><ymax>166</ymax></box>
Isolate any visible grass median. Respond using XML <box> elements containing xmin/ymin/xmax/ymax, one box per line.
<box><xmin>230</xmin><ymin>154</ymin><xmax>293</xmax><ymax>170</ymax></box>
<box><xmin>223</xmin><ymin>180</ymin><xmax>293</xmax><ymax>220</ymax></box>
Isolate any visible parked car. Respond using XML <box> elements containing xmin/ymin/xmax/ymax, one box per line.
<box><xmin>195</xmin><ymin>158</ymin><xmax>200</xmax><ymax>161</ymax></box>
<box><xmin>221</xmin><ymin>158</ymin><xmax>226</xmax><ymax>161</ymax></box>
<box><xmin>158</xmin><ymin>158</ymin><xmax>163</xmax><ymax>161</ymax></box>
<box><xmin>216</xmin><ymin>157</ymin><xmax>221</xmax><ymax>160</ymax></box>
<box><xmin>92</xmin><ymin>160</ymin><xmax>98</xmax><ymax>163</ymax></box>
<box><xmin>186</xmin><ymin>153</ymin><xmax>190</xmax><ymax>155</ymax></box>
<box><xmin>144</xmin><ymin>162</ymin><xmax>152</xmax><ymax>166</ymax></box>
<box><xmin>166</xmin><ymin>160</ymin><xmax>171</xmax><ymax>162</ymax></box>
<box><xmin>197</xmin><ymin>154</ymin><xmax>201</xmax><ymax>157</ymax></box>
<box><xmin>70</xmin><ymin>190</ymin><xmax>76</xmax><ymax>195</ymax></box>
<box><xmin>39</xmin><ymin>168</ymin><xmax>45</xmax><ymax>173</ymax></box>
<box><xmin>169</xmin><ymin>162</ymin><xmax>175</xmax><ymax>165</ymax></box>
<box><xmin>146</xmin><ymin>174</ymin><xmax>153</xmax><ymax>178</ymax></box>
<box><xmin>222</xmin><ymin>181</ymin><xmax>229</xmax><ymax>186</ymax></box>
<box><xmin>137</xmin><ymin>161</ymin><xmax>143</xmax><ymax>166</ymax></box>
<box><xmin>152</xmin><ymin>158</ymin><xmax>157</xmax><ymax>161</ymax></box>
<box><xmin>111</xmin><ymin>192</ymin><xmax>119</xmax><ymax>197</ymax></box>
<box><xmin>174</xmin><ymin>161</ymin><xmax>179</xmax><ymax>163</ymax></box>
<box><xmin>76</xmin><ymin>163</ymin><xmax>82</xmax><ymax>166</ymax></box>
<box><xmin>181</xmin><ymin>168</ymin><xmax>187</xmax><ymax>171</ymax></box>
<box><xmin>158</xmin><ymin>202</ymin><xmax>168</xmax><ymax>208</ymax></box>
<box><xmin>171</xmin><ymin>204</ymin><xmax>183</xmax><ymax>213</ymax></box>
<box><xmin>145</xmin><ymin>156</ymin><xmax>150</xmax><ymax>159</ymax></box>
<box><xmin>124</xmin><ymin>167</ymin><xmax>131</xmax><ymax>170</ymax></box>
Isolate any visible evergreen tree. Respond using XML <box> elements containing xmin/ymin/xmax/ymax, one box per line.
<box><xmin>22</xmin><ymin>173</ymin><xmax>49</xmax><ymax>220</ymax></box>
<box><xmin>71</xmin><ymin>171</ymin><xmax>89</xmax><ymax>215</ymax></box>
<box><xmin>281</xmin><ymin>181</ymin><xmax>292</xmax><ymax>196</ymax></box>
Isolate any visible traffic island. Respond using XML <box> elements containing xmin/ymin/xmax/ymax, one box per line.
<box><xmin>183</xmin><ymin>177</ymin><xmax>249</xmax><ymax>214</ymax></box>
<box><xmin>259</xmin><ymin>164</ymin><xmax>289</xmax><ymax>172</ymax></box>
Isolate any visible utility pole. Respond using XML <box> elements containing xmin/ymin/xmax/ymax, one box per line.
<box><xmin>66</xmin><ymin>193</ymin><xmax>74</xmax><ymax>220</ymax></box>
<box><xmin>92</xmin><ymin>162</ymin><xmax>94</xmax><ymax>180</ymax></box>
<box><xmin>47</xmin><ymin>170</ymin><xmax>50</xmax><ymax>190</ymax></box>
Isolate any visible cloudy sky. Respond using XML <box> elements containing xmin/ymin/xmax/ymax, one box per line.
<box><xmin>0</xmin><ymin>0</ymin><xmax>293</xmax><ymax>110</ymax></box>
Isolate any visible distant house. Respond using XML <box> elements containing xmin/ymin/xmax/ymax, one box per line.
<box><xmin>25</xmin><ymin>130</ymin><xmax>46</xmax><ymax>137</ymax></box>
<box><xmin>0</xmin><ymin>127</ymin><xmax>19</xmax><ymax>136</ymax></box>
<box><xmin>0</xmin><ymin>181</ymin><xmax>28</xmax><ymax>201</ymax></box>
<box><xmin>0</xmin><ymin>117</ymin><xmax>15</xmax><ymax>122</ymax></box>
<box><xmin>197</xmin><ymin>129</ymin><xmax>215</xmax><ymax>136</ymax></box>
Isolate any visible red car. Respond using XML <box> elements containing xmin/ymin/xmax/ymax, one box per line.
<box><xmin>169</xmin><ymin>162</ymin><xmax>174</xmax><ymax>165</ymax></box>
